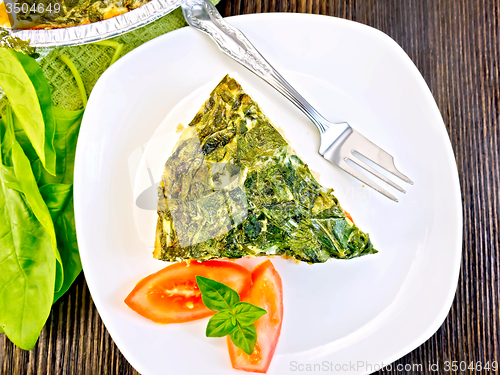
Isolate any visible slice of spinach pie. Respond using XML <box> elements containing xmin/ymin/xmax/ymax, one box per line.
<box><xmin>154</xmin><ymin>75</ymin><xmax>376</xmax><ymax>264</ymax></box>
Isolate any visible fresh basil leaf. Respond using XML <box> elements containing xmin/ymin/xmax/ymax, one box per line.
<box><xmin>197</xmin><ymin>277</ymin><xmax>266</xmax><ymax>353</ymax></box>
<box><xmin>229</xmin><ymin>323</ymin><xmax>257</xmax><ymax>355</ymax></box>
<box><xmin>206</xmin><ymin>311</ymin><xmax>237</xmax><ymax>337</ymax></box>
<box><xmin>233</xmin><ymin>302</ymin><xmax>267</xmax><ymax>327</ymax></box>
<box><xmin>0</xmin><ymin>326</ymin><xmax>4</xmax><ymax>334</ymax></box>
<box><xmin>0</xmin><ymin>48</ymin><xmax>55</xmax><ymax>175</ymax></box>
<box><xmin>1</xmin><ymin>109</ymin><xmax>63</xmax><ymax>292</ymax></box>
<box><xmin>196</xmin><ymin>276</ymin><xmax>240</xmax><ymax>311</ymax></box>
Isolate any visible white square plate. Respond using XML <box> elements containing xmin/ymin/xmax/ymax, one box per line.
<box><xmin>74</xmin><ymin>13</ymin><xmax>462</xmax><ymax>375</ymax></box>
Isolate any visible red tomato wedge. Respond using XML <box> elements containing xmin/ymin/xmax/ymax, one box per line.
<box><xmin>227</xmin><ymin>260</ymin><xmax>283</xmax><ymax>373</ymax></box>
<box><xmin>125</xmin><ymin>260</ymin><xmax>252</xmax><ymax>324</ymax></box>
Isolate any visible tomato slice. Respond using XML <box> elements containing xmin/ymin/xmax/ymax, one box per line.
<box><xmin>125</xmin><ymin>260</ymin><xmax>252</xmax><ymax>324</ymax></box>
<box><xmin>227</xmin><ymin>260</ymin><xmax>283</xmax><ymax>373</ymax></box>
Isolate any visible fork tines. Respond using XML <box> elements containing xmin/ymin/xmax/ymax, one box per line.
<box><xmin>322</xmin><ymin>128</ymin><xmax>413</xmax><ymax>202</ymax></box>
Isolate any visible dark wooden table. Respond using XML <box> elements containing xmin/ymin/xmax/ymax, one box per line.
<box><xmin>2</xmin><ymin>0</ymin><xmax>499</xmax><ymax>374</ymax></box>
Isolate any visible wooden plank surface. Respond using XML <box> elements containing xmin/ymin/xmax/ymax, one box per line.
<box><xmin>1</xmin><ymin>0</ymin><xmax>499</xmax><ymax>373</ymax></box>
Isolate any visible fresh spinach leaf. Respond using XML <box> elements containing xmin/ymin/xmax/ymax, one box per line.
<box><xmin>52</xmin><ymin>107</ymin><xmax>83</xmax><ymax>184</ymax></box>
<box><xmin>15</xmin><ymin>107</ymin><xmax>83</xmax><ymax>185</ymax></box>
<box><xmin>40</xmin><ymin>184</ymin><xmax>72</xmax><ymax>222</ymax></box>
<box><xmin>8</xmin><ymin>103</ymin><xmax>83</xmax><ymax>299</ymax></box>
<box><xmin>52</xmin><ymin>196</ymin><xmax>81</xmax><ymax>303</ymax></box>
<box><xmin>8</xmin><ymin>104</ymin><xmax>83</xmax><ymax>295</ymax></box>
<box><xmin>39</xmin><ymin>183</ymin><xmax>81</xmax><ymax>303</ymax></box>
<box><xmin>0</xmin><ymin>52</ymin><xmax>85</xmax><ymax>349</ymax></box>
<box><xmin>1</xmin><ymin>166</ymin><xmax>20</xmax><ymax>191</ymax></box>
<box><xmin>196</xmin><ymin>276</ymin><xmax>240</xmax><ymax>311</ymax></box>
<box><xmin>233</xmin><ymin>302</ymin><xmax>266</xmax><ymax>327</ymax></box>
<box><xmin>229</xmin><ymin>323</ymin><xmax>257</xmax><ymax>355</ymax></box>
<box><xmin>0</xmin><ymin>173</ymin><xmax>56</xmax><ymax>350</ymax></box>
<box><xmin>206</xmin><ymin>311</ymin><xmax>237</xmax><ymax>337</ymax></box>
<box><xmin>14</xmin><ymin>51</ymin><xmax>56</xmax><ymax>175</ymax></box>
<box><xmin>0</xmin><ymin>48</ymin><xmax>56</xmax><ymax>175</ymax></box>
<box><xmin>41</xmin><ymin>108</ymin><xmax>83</xmax><ymax>297</ymax></box>
<box><xmin>1</xmin><ymin>108</ymin><xmax>63</xmax><ymax>292</ymax></box>
<box><xmin>30</xmin><ymin>107</ymin><xmax>83</xmax><ymax>185</ymax></box>
<box><xmin>0</xmin><ymin>115</ymin><xmax>56</xmax><ymax>351</ymax></box>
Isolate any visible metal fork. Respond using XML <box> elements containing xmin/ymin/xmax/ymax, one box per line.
<box><xmin>181</xmin><ymin>0</ymin><xmax>413</xmax><ymax>202</ymax></box>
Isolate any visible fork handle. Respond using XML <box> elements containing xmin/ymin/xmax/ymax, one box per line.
<box><xmin>181</xmin><ymin>0</ymin><xmax>330</xmax><ymax>134</ymax></box>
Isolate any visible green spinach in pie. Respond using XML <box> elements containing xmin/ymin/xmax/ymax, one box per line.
<box><xmin>154</xmin><ymin>75</ymin><xmax>376</xmax><ymax>264</ymax></box>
